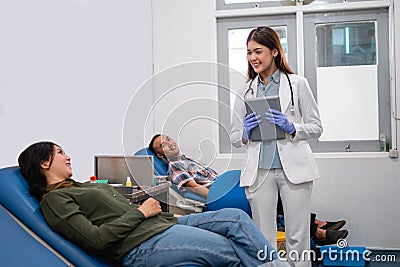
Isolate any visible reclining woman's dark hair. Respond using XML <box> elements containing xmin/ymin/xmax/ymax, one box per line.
<box><xmin>18</xmin><ymin>141</ymin><xmax>57</xmax><ymax>201</ymax></box>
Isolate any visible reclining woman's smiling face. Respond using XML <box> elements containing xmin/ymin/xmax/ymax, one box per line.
<box><xmin>41</xmin><ymin>145</ymin><xmax>73</xmax><ymax>181</ymax></box>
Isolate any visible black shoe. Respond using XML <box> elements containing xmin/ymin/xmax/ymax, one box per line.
<box><xmin>315</xmin><ymin>229</ymin><xmax>349</xmax><ymax>246</ymax></box>
<box><xmin>320</xmin><ymin>220</ymin><xmax>346</xmax><ymax>231</ymax></box>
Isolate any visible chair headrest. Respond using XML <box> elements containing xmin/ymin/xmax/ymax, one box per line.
<box><xmin>134</xmin><ymin>148</ymin><xmax>168</xmax><ymax>176</ymax></box>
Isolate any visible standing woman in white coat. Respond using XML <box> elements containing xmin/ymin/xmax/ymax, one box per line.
<box><xmin>231</xmin><ymin>26</ymin><xmax>322</xmax><ymax>267</ymax></box>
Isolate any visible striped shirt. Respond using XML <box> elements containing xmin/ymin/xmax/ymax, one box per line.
<box><xmin>167</xmin><ymin>155</ymin><xmax>218</xmax><ymax>190</ymax></box>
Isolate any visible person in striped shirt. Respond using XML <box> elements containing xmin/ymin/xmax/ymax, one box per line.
<box><xmin>149</xmin><ymin>134</ymin><xmax>218</xmax><ymax>198</ymax></box>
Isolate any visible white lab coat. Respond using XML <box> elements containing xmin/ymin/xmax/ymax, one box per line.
<box><xmin>231</xmin><ymin>72</ymin><xmax>323</xmax><ymax>187</ymax></box>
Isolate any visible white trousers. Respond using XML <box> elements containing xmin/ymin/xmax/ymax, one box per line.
<box><xmin>245</xmin><ymin>169</ymin><xmax>312</xmax><ymax>267</ymax></box>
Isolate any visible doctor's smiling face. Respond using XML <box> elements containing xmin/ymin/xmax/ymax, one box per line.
<box><xmin>152</xmin><ymin>135</ymin><xmax>181</xmax><ymax>160</ymax></box>
<box><xmin>246</xmin><ymin>26</ymin><xmax>293</xmax><ymax>83</ymax></box>
<box><xmin>247</xmin><ymin>40</ymin><xmax>278</xmax><ymax>80</ymax></box>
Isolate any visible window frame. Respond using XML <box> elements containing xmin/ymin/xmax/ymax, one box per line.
<box><xmin>216</xmin><ymin>0</ymin><xmax>382</xmax><ymax>11</ymax></box>
<box><xmin>216</xmin><ymin>0</ymin><xmax>394</xmax><ymax>154</ymax></box>
<box><xmin>217</xmin><ymin>14</ymin><xmax>297</xmax><ymax>154</ymax></box>
<box><xmin>303</xmin><ymin>8</ymin><xmax>390</xmax><ymax>152</ymax></box>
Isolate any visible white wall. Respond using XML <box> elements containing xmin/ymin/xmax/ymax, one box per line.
<box><xmin>152</xmin><ymin>0</ymin><xmax>400</xmax><ymax>248</ymax></box>
<box><xmin>152</xmin><ymin>0</ymin><xmax>220</xmax><ymax>168</ymax></box>
<box><xmin>0</xmin><ymin>0</ymin><xmax>154</xmax><ymax>181</ymax></box>
<box><xmin>312</xmin><ymin>155</ymin><xmax>400</xmax><ymax>248</ymax></box>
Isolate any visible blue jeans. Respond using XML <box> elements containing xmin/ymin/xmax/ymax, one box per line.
<box><xmin>122</xmin><ymin>208</ymin><xmax>289</xmax><ymax>267</ymax></box>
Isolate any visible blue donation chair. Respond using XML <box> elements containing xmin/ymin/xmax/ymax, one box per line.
<box><xmin>0</xmin><ymin>166</ymin><xmax>198</xmax><ymax>267</ymax></box>
<box><xmin>0</xmin><ymin>203</ymin><xmax>67</xmax><ymax>266</ymax></box>
<box><xmin>0</xmin><ymin>166</ymin><xmax>111</xmax><ymax>267</ymax></box>
<box><xmin>206</xmin><ymin>169</ymin><xmax>252</xmax><ymax>217</ymax></box>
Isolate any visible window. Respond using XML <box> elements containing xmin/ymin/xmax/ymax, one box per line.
<box><xmin>217</xmin><ymin>15</ymin><xmax>296</xmax><ymax>153</ymax></box>
<box><xmin>304</xmin><ymin>9</ymin><xmax>390</xmax><ymax>152</ymax></box>
<box><xmin>217</xmin><ymin>2</ymin><xmax>391</xmax><ymax>153</ymax></box>
<box><xmin>316</xmin><ymin>22</ymin><xmax>377</xmax><ymax>67</ymax></box>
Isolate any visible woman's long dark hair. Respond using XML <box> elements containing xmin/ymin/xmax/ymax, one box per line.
<box><xmin>246</xmin><ymin>26</ymin><xmax>294</xmax><ymax>81</ymax></box>
<box><xmin>18</xmin><ymin>141</ymin><xmax>57</xmax><ymax>201</ymax></box>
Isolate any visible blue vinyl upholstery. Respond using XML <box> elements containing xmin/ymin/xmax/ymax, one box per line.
<box><xmin>0</xmin><ymin>166</ymin><xmax>205</xmax><ymax>267</ymax></box>
<box><xmin>0</xmin><ymin>203</ymin><xmax>67</xmax><ymax>266</ymax></box>
<box><xmin>135</xmin><ymin>148</ymin><xmax>168</xmax><ymax>176</ymax></box>
<box><xmin>0</xmin><ymin>166</ymin><xmax>110</xmax><ymax>267</ymax></box>
<box><xmin>206</xmin><ymin>169</ymin><xmax>252</xmax><ymax>217</ymax></box>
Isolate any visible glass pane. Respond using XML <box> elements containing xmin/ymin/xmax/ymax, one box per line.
<box><xmin>317</xmin><ymin>65</ymin><xmax>379</xmax><ymax>141</ymax></box>
<box><xmin>315</xmin><ymin>20</ymin><xmax>379</xmax><ymax>142</ymax></box>
<box><xmin>316</xmin><ymin>21</ymin><xmax>377</xmax><ymax>67</ymax></box>
<box><xmin>228</xmin><ymin>26</ymin><xmax>287</xmax><ymax>104</ymax></box>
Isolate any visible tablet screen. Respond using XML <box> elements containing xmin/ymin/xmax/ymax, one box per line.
<box><xmin>245</xmin><ymin>96</ymin><xmax>286</xmax><ymax>141</ymax></box>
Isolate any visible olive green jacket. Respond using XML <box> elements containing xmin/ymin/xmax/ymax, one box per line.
<box><xmin>40</xmin><ymin>182</ymin><xmax>177</xmax><ymax>264</ymax></box>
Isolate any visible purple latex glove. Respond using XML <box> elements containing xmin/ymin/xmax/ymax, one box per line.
<box><xmin>242</xmin><ymin>112</ymin><xmax>261</xmax><ymax>141</ymax></box>
<box><xmin>265</xmin><ymin>109</ymin><xmax>295</xmax><ymax>134</ymax></box>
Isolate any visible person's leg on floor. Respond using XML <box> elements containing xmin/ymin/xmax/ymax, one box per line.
<box><xmin>178</xmin><ymin>208</ymin><xmax>289</xmax><ymax>267</ymax></box>
<box><xmin>310</xmin><ymin>213</ymin><xmax>318</xmax><ymax>238</ymax></box>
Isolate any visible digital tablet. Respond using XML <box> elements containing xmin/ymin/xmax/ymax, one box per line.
<box><xmin>245</xmin><ymin>96</ymin><xmax>286</xmax><ymax>141</ymax></box>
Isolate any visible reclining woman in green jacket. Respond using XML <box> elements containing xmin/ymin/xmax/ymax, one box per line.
<box><xmin>18</xmin><ymin>141</ymin><xmax>289</xmax><ymax>267</ymax></box>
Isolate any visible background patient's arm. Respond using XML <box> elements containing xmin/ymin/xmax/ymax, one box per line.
<box><xmin>183</xmin><ymin>180</ymin><xmax>209</xmax><ymax>198</ymax></box>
